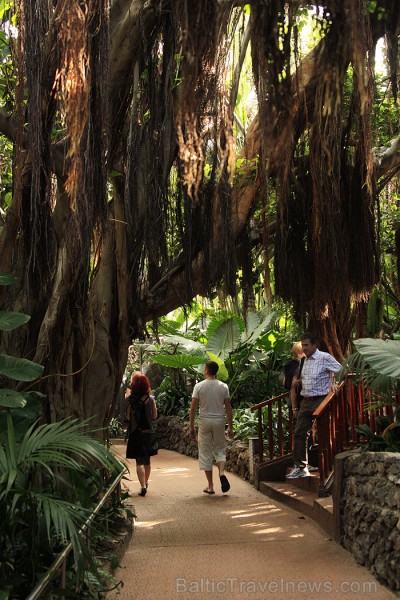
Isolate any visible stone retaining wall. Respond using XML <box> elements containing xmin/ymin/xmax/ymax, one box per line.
<box><xmin>337</xmin><ymin>451</ymin><xmax>400</xmax><ymax>592</ymax></box>
<box><xmin>156</xmin><ymin>415</ymin><xmax>254</xmax><ymax>484</ymax></box>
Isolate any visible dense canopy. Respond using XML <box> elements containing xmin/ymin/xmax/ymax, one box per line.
<box><xmin>0</xmin><ymin>0</ymin><xmax>400</xmax><ymax>426</ymax></box>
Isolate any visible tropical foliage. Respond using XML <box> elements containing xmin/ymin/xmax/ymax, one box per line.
<box><xmin>356</xmin><ymin>415</ymin><xmax>400</xmax><ymax>452</ymax></box>
<box><xmin>342</xmin><ymin>338</ymin><xmax>400</xmax><ymax>402</ymax></box>
<box><xmin>342</xmin><ymin>338</ymin><xmax>400</xmax><ymax>452</ymax></box>
<box><xmin>2</xmin><ymin>0</ymin><xmax>400</xmax><ymax>591</ymax></box>
<box><xmin>123</xmin><ymin>307</ymin><xmax>296</xmax><ymax>446</ymax></box>
<box><xmin>0</xmin><ymin>275</ymin><xmax>126</xmax><ymax>598</ymax></box>
<box><xmin>142</xmin><ymin>307</ymin><xmax>287</xmax><ymax>407</ymax></box>
<box><xmin>231</xmin><ymin>404</ymin><xmax>291</xmax><ymax>448</ymax></box>
<box><xmin>0</xmin><ymin>415</ymin><xmax>123</xmax><ymax>598</ymax></box>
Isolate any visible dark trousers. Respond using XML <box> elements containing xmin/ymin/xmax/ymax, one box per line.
<box><xmin>293</xmin><ymin>396</ymin><xmax>325</xmax><ymax>467</ymax></box>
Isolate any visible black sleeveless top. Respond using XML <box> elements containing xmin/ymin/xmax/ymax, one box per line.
<box><xmin>128</xmin><ymin>393</ymin><xmax>155</xmax><ymax>432</ymax></box>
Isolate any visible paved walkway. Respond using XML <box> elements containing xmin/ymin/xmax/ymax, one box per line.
<box><xmin>107</xmin><ymin>445</ymin><xmax>398</xmax><ymax>600</ymax></box>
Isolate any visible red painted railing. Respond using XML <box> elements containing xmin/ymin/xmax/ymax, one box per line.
<box><xmin>313</xmin><ymin>377</ymin><xmax>396</xmax><ymax>494</ymax></box>
<box><xmin>250</xmin><ymin>391</ymin><xmax>294</xmax><ymax>464</ymax></box>
<box><xmin>251</xmin><ymin>377</ymin><xmax>398</xmax><ymax>495</ymax></box>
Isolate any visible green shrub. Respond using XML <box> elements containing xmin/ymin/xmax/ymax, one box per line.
<box><xmin>0</xmin><ymin>273</ymin><xmax>126</xmax><ymax>598</ymax></box>
<box><xmin>155</xmin><ymin>376</ymin><xmax>192</xmax><ymax>417</ymax></box>
<box><xmin>108</xmin><ymin>416</ymin><xmax>125</xmax><ymax>438</ymax></box>
<box><xmin>233</xmin><ymin>404</ymin><xmax>291</xmax><ymax>456</ymax></box>
<box><xmin>356</xmin><ymin>411</ymin><xmax>400</xmax><ymax>452</ymax></box>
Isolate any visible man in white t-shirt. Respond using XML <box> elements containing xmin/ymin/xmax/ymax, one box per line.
<box><xmin>190</xmin><ymin>361</ymin><xmax>233</xmax><ymax>494</ymax></box>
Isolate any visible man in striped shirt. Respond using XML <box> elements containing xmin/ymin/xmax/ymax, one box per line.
<box><xmin>286</xmin><ymin>332</ymin><xmax>342</xmax><ymax>479</ymax></box>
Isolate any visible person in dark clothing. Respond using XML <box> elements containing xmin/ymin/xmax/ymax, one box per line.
<box><xmin>125</xmin><ymin>372</ymin><xmax>158</xmax><ymax>496</ymax></box>
<box><xmin>283</xmin><ymin>342</ymin><xmax>305</xmax><ymax>407</ymax></box>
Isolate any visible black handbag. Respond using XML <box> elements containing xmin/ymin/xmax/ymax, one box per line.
<box><xmin>140</xmin><ymin>429</ymin><xmax>158</xmax><ymax>456</ymax></box>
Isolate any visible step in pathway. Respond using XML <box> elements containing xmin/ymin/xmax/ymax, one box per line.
<box><xmin>107</xmin><ymin>446</ymin><xmax>398</xmax><ymax>600</ymax></box>
<box><xmin>259</xmin><ymin>478</ymin><xmax>334</xmax><ymax>537</ymax></box>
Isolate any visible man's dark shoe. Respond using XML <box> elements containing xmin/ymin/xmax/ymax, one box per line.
<box><xmin>220</xmin><ymin>474</ymin><xmax>230</xmax><ymax>493</ymax></box>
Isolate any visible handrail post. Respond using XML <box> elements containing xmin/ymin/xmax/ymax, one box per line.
<box><xmin>268</xmin><ymin>404</ymin><xmax>274</xmax><ymax>460</ymax></box>
<box><xmin>61</xmin><ymin>558</ymin><xmax>66</xmax><ymax>600</ymax></box>
<box><xmin>257</xmin><ymin>407</ymin><xmax>263</xmax><ymax>463</ymax></box>
<box><xmin>250</xmin><ymin>392</ymin><xmax>291</xmax><ymax>464</ymax></box>
<box><xmin>277</xmin><ymin>399</ymin><xmax>283</xmax><ymax>456</ymax></box>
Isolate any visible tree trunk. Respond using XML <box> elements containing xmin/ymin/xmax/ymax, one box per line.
<box><xmin>0</xmin><ymin>0</ymin><xmax>398</xmax><ymax>429</ymax></box>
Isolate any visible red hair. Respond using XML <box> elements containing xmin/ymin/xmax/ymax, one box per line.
<box><xmin>130</xmin><ymin>372</ymin><xmax>151</xmax><ymax>395</ymax></box>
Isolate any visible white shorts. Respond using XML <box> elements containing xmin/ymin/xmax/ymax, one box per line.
<box><xmin>198</xmin><ymin>416</ymin><xmax>226</xmax><ymax>470</ymax></box>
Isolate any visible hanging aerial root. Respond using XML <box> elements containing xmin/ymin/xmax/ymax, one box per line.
<box><xmin>55</xmin><ymin>0</ymin><xmax>92</xmax><ymax>208</ymax></box>
<box><xmin>172</xmin><ymin>0</ymin><xmax>232</xmax><ymax>203</ymax></box>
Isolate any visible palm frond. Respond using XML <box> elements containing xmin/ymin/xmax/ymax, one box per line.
<box><xmin>17</xmin><ymin>419</ymin><xmax>117</xmax><ymax>471</ymax></box>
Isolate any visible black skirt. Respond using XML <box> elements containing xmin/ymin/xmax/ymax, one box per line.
<box><xmin>126</xmin><ymin>429</ymin><xmax>158</xmax><ymax>458</ymax></box>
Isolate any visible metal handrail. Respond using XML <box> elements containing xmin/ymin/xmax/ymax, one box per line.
<box><xmin>26</xmin><ymin>459</ymin><xmax>128</xmax><ymax>600</ymax></box>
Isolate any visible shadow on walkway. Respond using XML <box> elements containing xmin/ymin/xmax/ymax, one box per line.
<box><xmin>107</xmin><ymin>446</ymin><xmax>397</xmax><ymax>600</ymax></box>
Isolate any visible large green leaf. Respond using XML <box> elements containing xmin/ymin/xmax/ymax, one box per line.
<box><xmin>206</xmin><ymin>318</ymin><xmax>241</xmax><ymax>359</ymax></box>
<box><xmin>241</xmin><ymin>312</ymin><xmax>260</xmax><ymax>342</ymax></box>
<box><xmin>0</xmin><ymin>354</ymin><xmax>44</xmax><ymax>381</ymax></box>
<box><xmin>157</xmin><ymin>320</ymin><xmax>182</xmax><ymax>335</ymax></box>
<box><xmin>250</xmin><ymin>349</ymin><xmax>271</xmax><ymax>362</ymax></box>
<box><xmin>205</xmin><ymin>352</ymin><xmax>229</xmax><ymax>381</ymax></box>
<box><xmin>0</xmin><ymin>1</ymin><xmax>12</xmax><ymax>20</ymax></box>
<box><xmin>353</xmin><ymin>338</ymin><xmax>400</xmax><ymax>378</ymax></box>
<box><xmin>0</xmin><ymin>389</ymin><xmax>27</xmax><ymax>409</ymax></box>
<box><xmin>0</xmin><ymin>311</ymin><xmax>30</xmax><ymax>331</ymax></box>
<box><xmin>243</xmin><ymin>309</ymin><xmax>274</xmax><ymax>345</ymax></box>
<box><xmin>0</xmin><ymin>394</ymin><xmax>43</xmax><ymax>444</ymax></box>
<box><xmin>206</xmin><ymin>314</ymin><xmax>244</xmax><ymax>340</ymax></box>
<box><xmin>160</xmin><ymin>334</ymin><xmax>205</xmax><ymax>354</ymax></box>
<box><xmin>151</xmin><ymin>354</ymin><xmax>204</xmax><ymax>369</ymax></box>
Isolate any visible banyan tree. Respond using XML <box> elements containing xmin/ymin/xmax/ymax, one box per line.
<box><xmin>0</xmin><ymin>0</ymin><xmax>400</xmax><ymax>427</ymax></box>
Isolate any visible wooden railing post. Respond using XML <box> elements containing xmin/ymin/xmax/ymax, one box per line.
<box><xmin>251</xmin><ymin>391</ymin><xmax>291</xmax><ymax>465</ymax></box>
<box><xmin>257</xmin><ymin>407</ymin><xmax>263</xmax><ymax>463</ymax></box>
<box><xmin>277</xmin><ymin>399</ymin><xmax>283</xmax><ymax>455</ymax></box>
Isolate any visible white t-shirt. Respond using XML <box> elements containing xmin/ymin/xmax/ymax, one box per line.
<box><xmin>192</xmin><ymin>378</ymin><xmax>230</xmax><ymax>418</ymax></box>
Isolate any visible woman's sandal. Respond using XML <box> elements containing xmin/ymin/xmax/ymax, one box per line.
<box><xmin>138</xmin><ymin>487</ymin><xmax>147</xmax><ymax>496</ymax></box>
<box><xmin>203</xmin><ymin>488</ymin><xmax>215</xmax><ymax>495</ymax></box>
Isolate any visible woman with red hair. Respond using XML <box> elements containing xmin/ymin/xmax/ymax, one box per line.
<box><xmin>125</xmin><ymin>372</ymin><xmax>158</xmax><ymax>496</ymax></box>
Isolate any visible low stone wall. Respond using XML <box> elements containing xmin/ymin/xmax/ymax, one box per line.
<box><xmin>336</xmin><ymin>451</ymin><xmax>400</xmax><ymax>592</ymax></box>
<box><xmin>156</xmin><ymin>415</ymin><xmax>254</xmax><ymax>484</ymax></box>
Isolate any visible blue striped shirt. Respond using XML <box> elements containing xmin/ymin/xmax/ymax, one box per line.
<box><xmin>300</xmin><ymin>349</ymin><xmax>341</xmax><ymax>397</ymax></box>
